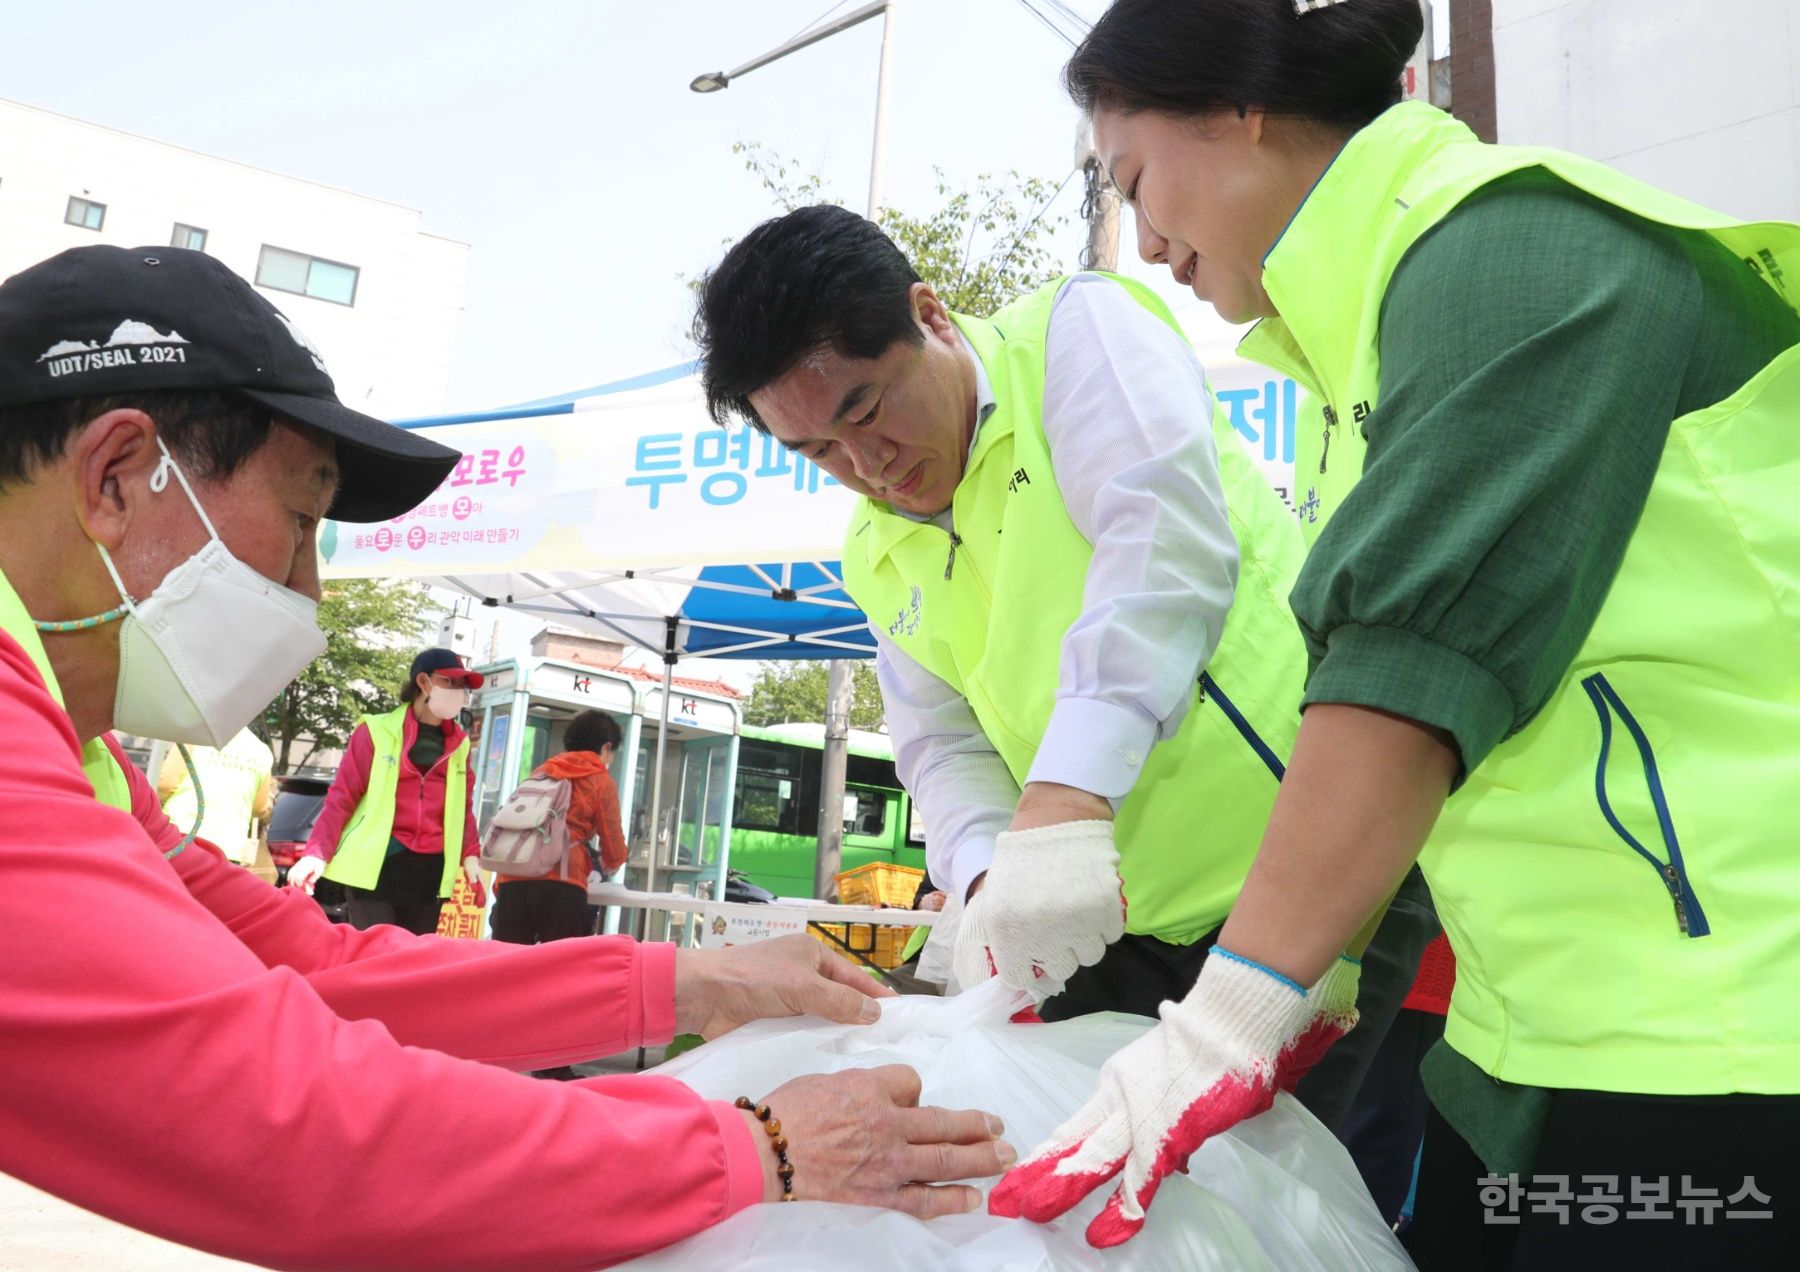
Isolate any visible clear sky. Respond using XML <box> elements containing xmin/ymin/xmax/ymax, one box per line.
<box><xmin>0</xmin><ymin>0</ymin><xmax>1448</xmax><ymax>412</ymax></box>
<box><xmin>0</xmin><ymin>0</ymin><xmax>1446</xmax><ymax>684</ymax></box>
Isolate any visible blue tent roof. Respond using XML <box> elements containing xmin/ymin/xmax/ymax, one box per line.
<box><xmin>677</xmin><ymin>563</ymin><xmax>876</xmax><ymax>660</ymax></box>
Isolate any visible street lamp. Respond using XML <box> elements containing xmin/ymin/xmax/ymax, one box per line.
<box><xmin>689</xmin><ymin>0</ymin><xmax>896</xmax><ymax>219</ymax></box>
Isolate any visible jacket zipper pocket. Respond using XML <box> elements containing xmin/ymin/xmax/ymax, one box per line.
<box><xmin>1198</xmin><ymin>671</ymin><xmax>1286</xmax><ymax>782</ymax></box>
<box><xmin>1581</xmin><ymin>673</ymin><xmax>1709</xmax><ymax>938</ymax></box>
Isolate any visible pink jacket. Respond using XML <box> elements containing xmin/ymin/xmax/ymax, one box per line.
<box><xmin>305</xmin><ymin>708</ymin><xmax>481</xmax><ymax>861</ymax></box>
<box><xmin>0</xmin><ymin>630</ymin><xmax>762</xmax><ymax>1269</ymax></box>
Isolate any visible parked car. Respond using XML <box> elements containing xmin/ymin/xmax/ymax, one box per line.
<box><xmin>724</xmin><ymin>870</ymin><xmax>775</xmax><ymax>905</ymax></box>
<box><xmin>266</xmin><ymin>774</ymin><xmax>347</xmax><ymax>922</ymax></box>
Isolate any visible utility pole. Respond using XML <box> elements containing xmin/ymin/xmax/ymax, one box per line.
<box><xmin>1075</xmin><ymin>118</ymin><xmax>1120</xmax><ymax>272</ymax></box>
<box><xmin>818</xmin><ymin>0</ymin><xmax>896</xmax><ymax>900</ymax></box>
<box><xmin>812</xmin><ymin>661</ymin><xmax>855</xmax><ymax>899</ymax></box>
<box><xmin>691</xmin><ymin>0</ymin><xmax>897</xmax><ymax>903</ymax></box>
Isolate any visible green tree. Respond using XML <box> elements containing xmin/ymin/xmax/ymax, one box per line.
<box><xmin>732</xmin><ymin>142</ymin><xmax>1073</xmax><ymax>316</ymax></box>
<box><xmin>743</xmin><ymin>660</ymin><xmax>886</xmax><ymax>732</ymax></box>
<box><xmin>265</xmin><ymin>578</ymin><xmax>438</xmax><ymax>773</ymax></box>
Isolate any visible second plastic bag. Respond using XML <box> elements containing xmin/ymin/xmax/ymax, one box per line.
<box><xmin>624</xmin><ymin>981</ymin><xmax>1413</xmax><ymax>1271</ymax></box>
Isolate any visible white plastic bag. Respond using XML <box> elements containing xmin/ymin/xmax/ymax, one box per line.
<box><xmin>625</xmin><ymin>982</ymin><xmax>1413</xmax><ymax>1271</ymax></box>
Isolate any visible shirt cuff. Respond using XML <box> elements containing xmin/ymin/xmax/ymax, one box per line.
<box><xmin>708</xmin><ymin>1100</ymin><xmax>769</xmax><ymax>1218</ymax></box>
<box><xmin>947</xmin><ymin>835</ymin><xmax>997</xmax><ymax>902</ymax></box>
<box><xmin>1302</xmin><ymin>623</ymin><xmax>1517</xmax><ymax>781</ymax></box>
<box><xmin>638</xmin><ymin>939</ymin><xmax>678</xmax><ymax>1047</ymax></box>
<box><xmin>1024</xmin><ymin>695</ymin><xmax>1160</xmax><ymax>801</ymax></box>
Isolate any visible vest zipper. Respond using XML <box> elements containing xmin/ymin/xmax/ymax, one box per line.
<box><xmin>944</xmin><ymin>531</ymin><xmax>963</xmax><ymax>581</ymax></box>
<box><xmin>1319</xmin><ymin>404</ymin><xmax>1338</xmax><ymax>474</ymax></box>
<box><xmin>1661</xmin><ymin>864</ymin><xmax>1691</xmax><ymax>937</ymax></box>
<box><xmin>1581</xmin><ymin>673</ymin><xmax>1710</xmax><ymax>938</ymax></box>
<box><xmin>1198</xmin><ymin>671</ymin><xmax>1287</xmax><ymax>782</ymax></box>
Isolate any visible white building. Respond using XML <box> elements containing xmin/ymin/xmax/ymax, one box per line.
<box><xmin>0</xmin><ymin>97</ymin><xmax>468</xmax><ymax>419</ymax></box>
<box><xmin>1486</xmin><ymin>0</ymin><xmax>1799</xmax><ymax>222</ymax></box>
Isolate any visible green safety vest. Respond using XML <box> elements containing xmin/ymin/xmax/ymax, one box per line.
<box><xmin>0</xmin><ymin>568</ymin><xmax>133</xmax><ymax>813</ymax></box>
<box><xmin>842</xmin><ymin>274</ymin><xmax>1308</xmax><ymax>944</ymax></box>
<box><xmin>1242</xmin><ymin>101</ymin><xmax>1800</xmax><ymax>1093</ymax></box>
<box><xmin>325</xmin><ymin>704</ymin><xmax>468</xmax><ymax>898</ymax></box>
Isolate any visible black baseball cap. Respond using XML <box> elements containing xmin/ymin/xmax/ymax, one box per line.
<box><xmin>410</xmin><ymin>647</ymin><xmax>485</xmax><ymax>688</ymax></box>
<box><xmin>0</xmin><ymin>244</ymin><xmax>460</xmax><ymax>523</ymax></box>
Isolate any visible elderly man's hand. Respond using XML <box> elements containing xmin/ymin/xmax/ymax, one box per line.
<box><xmin>673</xmin><ymin>934</ymin><xmax>895</xmax><ymax>1040</ymax></box>
<box><xmin>741</xmin><ymin>1065</ymin><xmax>1015</xmax><ymax>1213</ymax></box>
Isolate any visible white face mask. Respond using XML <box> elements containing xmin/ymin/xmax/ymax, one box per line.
<box><xmin>91</xmin><ymin>439</ymin><xmax>326</xmax><ymax>747</ymax></box>
<box><xmin>426</xmin><ymin>684</ymin><xmax>468</xmax><ymax>719</ymax></box>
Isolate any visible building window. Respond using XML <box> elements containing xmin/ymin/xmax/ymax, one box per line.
<box><xmin>171</xmin><ymin>223</ymin><xmax>208</xmax><ymax>252</ymax></box>
<box><xmin>65</xmin><ymin>197</ymin><xmax>105</xmax><ymax>231</ymax></box>
<box><xmin>255</xmin><ymin>245</ymin><xmax>359</xmax><ymax>306</ymax></box>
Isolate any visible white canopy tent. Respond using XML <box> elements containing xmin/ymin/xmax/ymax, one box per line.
<box><xmin>320</xmin><ymin>364</ymin><xmax>875</xmax><ymax>899</ymax></box>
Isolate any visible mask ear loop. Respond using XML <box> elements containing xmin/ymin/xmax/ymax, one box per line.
<box><xmin>165</xmin><ymin>742</ymin><xmax>204</xmax><ymax>860</ymax></box>
<box><xmin>36</xmin><ymin>439</ymin><xmax>199</xmax><ymax>633</ymax></box>
<box><xmin>151</xmin><ymin>437</ymin><xmax>225</xmax><ymax>542</ymax></box>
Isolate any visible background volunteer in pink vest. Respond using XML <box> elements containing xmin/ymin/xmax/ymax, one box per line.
<box><xmin>288</xmin><ymin>647</ymin><xmax>486</xmax><ymax>935</ymax></box>
<box><xmin>0</xmin><ymin>243</ymin><xmax>1013</xmax><ymax>1270</ymax></box>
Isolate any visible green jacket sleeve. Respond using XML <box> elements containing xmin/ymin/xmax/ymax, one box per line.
<box><xmin>1292</xmin><ymin>174</ymin><xmax>1703</xmax><ymax>775</ymax></box>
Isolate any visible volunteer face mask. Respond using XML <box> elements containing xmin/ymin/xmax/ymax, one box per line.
<box><xmin>37</xmin><ymin>437</ymin><xmax>327</xmax><ymax>747</ymax></box>
<box><xmin>426</xmin><ymin>684</ymin><xmax>468</xmax><ymax>719</ymax></box>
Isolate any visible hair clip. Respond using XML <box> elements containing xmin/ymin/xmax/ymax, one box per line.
<box><xmin>1294</xmin><ymin>0</ymin><xmax>1353</xmax><ymax>14</ymax></box>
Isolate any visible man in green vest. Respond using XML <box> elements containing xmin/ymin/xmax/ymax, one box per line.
<box><xmin>693</xmin><ymin>206</ymin><xmax>1441</xmax><ymax>1126</ymax></box>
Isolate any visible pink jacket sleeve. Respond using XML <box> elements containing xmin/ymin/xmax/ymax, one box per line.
<box><xmin>1</xmin><ymin>639</ymin><xmax>763</xmax><ymax>1270</ymax></box>
<box><xmin>303</xmin><ymin>722</ymin><xmax>373</xmax><ymax>861</ymax></box>
<box><xmin>112</xmin><ymin>744</ymin><xmax>670</xmax><ymax>1070</ymax></box>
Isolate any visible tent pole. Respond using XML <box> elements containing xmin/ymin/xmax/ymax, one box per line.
<box><xmin>643</xmin><ymin>617</ymin><xmax>678</xmax><ymax>939</ymax></box>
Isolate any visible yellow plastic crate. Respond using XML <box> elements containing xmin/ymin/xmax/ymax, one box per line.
<box><xmin>834</xmin><ymin>861</ymin><xmax>925</xmax><ymax>909</ymax></box>
<box><xmin>810</xmin><ymin>920</ymin><xmax>915</xmax><ymax>970</ymax></box>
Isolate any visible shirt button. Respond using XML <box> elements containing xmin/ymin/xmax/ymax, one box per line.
<box><xmin>1124</xmin><ymin>750</ymin><xmax>1142</xmax><ymax>766</ymax></box>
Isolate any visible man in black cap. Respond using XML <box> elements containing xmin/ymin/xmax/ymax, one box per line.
<box><xmin>0</xmin><ymin>247</ymin><xmax>1008</xmax><ymax>1267</ymax></box>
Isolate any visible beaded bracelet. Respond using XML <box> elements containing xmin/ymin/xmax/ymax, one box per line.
<box><xmin>735</xmin><ymin>1096</ymin><xmax>797</xmax><ymax>1201</ymax></box>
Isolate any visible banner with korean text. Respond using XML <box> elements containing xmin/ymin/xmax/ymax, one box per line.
<box><xmin>321</xmin><ymin>376</ymin><xmax>859</xmax><ymax>577</ymax></box>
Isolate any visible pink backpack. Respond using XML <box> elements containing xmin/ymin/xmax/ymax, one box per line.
<box><xmin>478</xmin><ymin>773</ymin><xmax>574</xmax><ymax>879</ymax></box>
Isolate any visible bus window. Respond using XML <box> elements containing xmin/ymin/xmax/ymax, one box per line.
<box><xmin>907</xmin><ymin>802</ymin><xmax>927</xmax><ymax>849</ymax></box>
<box><xmin>842</xmin><ymin>784</ymin><xmax>888</xmax><ymax>840</ymax></box>
<box><xmin>733</xmin><ymin>741</ymin><xmax>806</xmax><ymax>836</ymax></box>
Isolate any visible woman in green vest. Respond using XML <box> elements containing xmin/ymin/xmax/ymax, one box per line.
<box><xmin>288</xmin><ymin>647</ymin><xmax>486</xmax><ymax>934</ymax></box>
<box><xmin>988</xmin><ymin>1</ymin><xmax>1800</xmax><ymax>1266</ymax></box>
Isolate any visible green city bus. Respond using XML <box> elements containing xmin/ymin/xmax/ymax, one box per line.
<box><xmin>729</xmin><ymin>722</ymin><xmax>928</xmax><ymax>900</ymax></box>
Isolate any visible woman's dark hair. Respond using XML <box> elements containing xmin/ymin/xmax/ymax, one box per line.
<box><xmin>399</xmin><ymin>665</ymin><xmax>429</xmax><ymax>704</ymax></box>
<box><xmin>693</xmin><ymin>204</ymin><xmax>923</xmax><ymax>433</ymax></box>
<box><xmin>1065</xmin><ymin>0</ymin><xmax>1425</xmax><ymax>135</ymax></box>
<box><xmin>565</xmin><ymin>709</ymin><xmax>622</xmax><ymax>756</ymax></box>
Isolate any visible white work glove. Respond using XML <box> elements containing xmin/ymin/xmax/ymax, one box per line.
<box><xmin>951</xmin><ymin>820</ymin><xmax>1125</xmax><ymax>997</ymax></box>
<box><xmin>285</xmin><ymin>854</ymin><xmax>326</xmax><ymax>895</ymax></box>
<box><xmin>989</xmin><ymin>948</ymin><xmax>1315</xmax><ymax>1248</ymax></box>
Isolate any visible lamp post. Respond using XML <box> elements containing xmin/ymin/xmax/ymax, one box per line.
<box><xmin>689</xmin><ymin>0</ymin><xmax>896</xmax><ymax>219</ymax></box>
<box><xmin>691</xmin><ymin>1</ymin><xmax>898</xmax><ymax>900</ymax></box>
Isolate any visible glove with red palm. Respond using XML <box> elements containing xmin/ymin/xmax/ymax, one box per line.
<box><xmin>1277</xmin><ymin>953</ymin><xmax>1361</xmax><ymax>1092</ymax></box>
<box><xmin>988</xmin><ymin>947</ymin><xmax>1339</xmax><ymax>1248</ymax></box>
